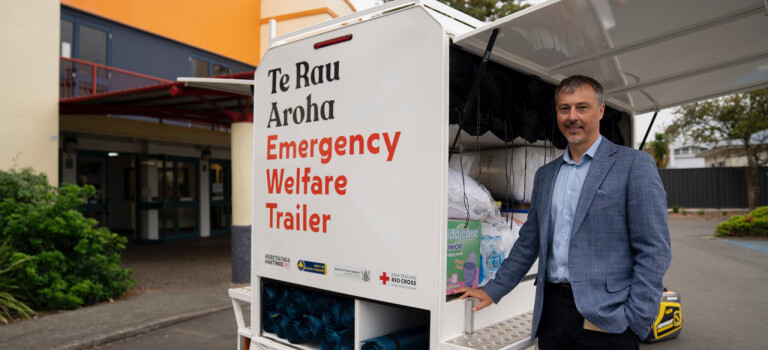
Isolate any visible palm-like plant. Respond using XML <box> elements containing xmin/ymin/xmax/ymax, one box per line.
<box><xmin>0</xmin><ymin>239</ymin><xmax>34</xmax><ymax>324</ymax></box>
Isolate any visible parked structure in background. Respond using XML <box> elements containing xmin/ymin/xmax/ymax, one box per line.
<box><xmin>667</xmin><ymin>141</ymin><xmax>708</xmax><ymax>169</ymax></box>
<box><xmin>0</xmin><ymin>0</ymin><xmax>357</xmax><ymax>280</ymax></box>
<box><xmin>696</xmin><ymin>130</ymin><xmax>768</xmax><ymax>168</ymax></box>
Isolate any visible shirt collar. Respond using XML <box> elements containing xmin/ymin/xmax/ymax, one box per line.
<box><xmin>563</xmin><ymin>134</ymin><xmax>603</xmax><ymax>165</ymax></box>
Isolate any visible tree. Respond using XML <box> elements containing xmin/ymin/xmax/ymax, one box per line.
<box><xmin>437</xmin><ymin>0</ymin><xmax>530</xmax><ymax>21</ymax></box>
<box><xmin>644</xmin><ymin>132</ymin><xmax>669</xmax><ymax>168</ymax></box>
<box><xmin>382</xmin><ymin>0</ymin><xmax>530</xmax><ymax>21</ymax></box>
<box><xmin>666</xmin><ymin>88</ymin><xmax>768</xmax><ymax>210</ymax></box>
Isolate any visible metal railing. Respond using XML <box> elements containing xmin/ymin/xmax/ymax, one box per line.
<box><xmin>60</xmin><ymin>57</ymin><xmax>172</xmax><ymax>100</ymax></box>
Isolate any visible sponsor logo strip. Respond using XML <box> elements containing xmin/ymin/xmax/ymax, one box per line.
<box><xmin>265</xmin><ymin>254</ymin><xmax>290</xmax><ymax>269</ymax></box>
<box><xmin>298</xmin><ymin>260</ymin><xmax>327</xmax><ymax>275</ymax></box>
<box><xmin>334</xmin><ymin>265</ymin><xmax>371</xmax><ymax>282</ymax></box>
<box><xmin>378</xmin><ymin>271</ymin><xmax>417</xmax><ymax>290</ymax></box>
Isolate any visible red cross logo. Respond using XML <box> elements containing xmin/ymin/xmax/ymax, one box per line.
<box><xmin>379</xmin><ymin>272</ymin><xmax>390</xmax><ymax>285</ymax></box>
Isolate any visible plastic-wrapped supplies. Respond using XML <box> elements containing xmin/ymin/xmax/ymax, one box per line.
<box><xmin>447</xmin><ymin>167</ymin><xmax>499</xmax><ymax>220</ymax></box>
<box><xmin>503</xmin><ymin>218</ymin><xmax>523</xmax><ymax>258</ymax></box>
<box><xmin>285</xmin><ymin>288</ymin><xmax>308</xmax><ymax>319</ymax></box>
<box><xmin>339</xmin><ymin>300</ymin><xmax>355</xmax><ymax>328</ymax></box>
<box><xmin>306</xmin><ymin>294</ymin><xmax>331</xmax><ymax>316</ymax></box>
<box><xmin>298</xmin><ymin>315</ymin><xmax>324</xmax><ymax>342</ymax></box>
<box><xmin>323</xmin><ymin>299</ymin><xmax>354</xmax><ymax>331</ymax></box>
<box><xmin>262</xmin><ymin>282</ymin><xmax>354</xmax><ymax>349</ymax></box>
<box><xmin>319</xmin><ymin>328</ymin><xmax>350</xmax><ymax>350</ymax></box>
<box><xmin>479</xmin><ymin>221</ymin><xmax>504</xmax><ymax>286</ymax></box>
<box><xmin>449</xmin><ymin>146</ymin><xmax>563</xmax><ymax>203</ymax></box>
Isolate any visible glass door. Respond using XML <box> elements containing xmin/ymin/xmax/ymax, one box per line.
<box><xmin>165</xmin><ymin>157</ymin><xmax>200</xmax><ymax>239</ymax></box>
<box><xmin>209</xmin><ymin>160</ymin><xmax>231</xmax><ymax>235</ymax></box>
<box><xmin>77</xmin><ymin>152</ymin><xmax>109</xmax><ymax>227</ymax></box>
<box><xmin>136</xmin><ymin>155</ymin><xmax>167</xmax><ymax>243</ymax></box>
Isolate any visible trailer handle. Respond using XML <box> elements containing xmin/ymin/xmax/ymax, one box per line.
<box><xmin>465</xmin><ymin>297</ymin><xmax>478</xmax><ymax>334</ymax></box>
<box><xmin>638</xmin><ymin>109</ymin><xmax>659</xmax><ymax>150</ymax></box>
<box><xmin>449</xmin><ymin>28</ymin><xmax>500</xmax><ymax>161</ymax></box>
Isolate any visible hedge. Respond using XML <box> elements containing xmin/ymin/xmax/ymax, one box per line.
<box><xmin>715</xmin><ymin>206</ymin><xmax>768</xmax><ymax>237</ymax></box>
<box><xmin>0</xmin><ymin>168</ymin><xmax>134</xmax><ymax>313</ymax></box>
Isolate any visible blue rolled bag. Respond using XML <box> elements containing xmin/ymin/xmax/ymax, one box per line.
<box><xmin>361</xmin><ymin>325</ymin><xmax>429</xmax><ymax>350</ymax></box>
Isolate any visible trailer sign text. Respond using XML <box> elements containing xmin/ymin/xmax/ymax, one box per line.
<box><xmin>266</xmin><ymin>61</ymin><xmax>340</xmax><ymax>128</ymax></box>
<box><xmin>262</xmin><ymin>59</ymin><xmax>403</xmax><ymax>236</ymax></box>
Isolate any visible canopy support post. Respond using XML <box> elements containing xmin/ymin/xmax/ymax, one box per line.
<box><xmin>638</xmin><ymin>109</ymin><xmax>659</xmax><ymax>150</ymax></box>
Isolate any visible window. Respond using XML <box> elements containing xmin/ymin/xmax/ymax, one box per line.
<box><xmin>191</xmin><ymin>57</ymin><xmax>209</xmax><ymax>77</ymax></box>
<box><xmin>60</xmin><ymin>15</ymin><xmax>110</xmax><ymax>65</ymax></box>
<box><xmin>190</xmin><ymin>55</ymin><xmax>230</xmax><ymax>77</ymax></box>
<box><xmin>212</xmin><ymin>63</ymin><xmax>229</xmax><ymax>77</ymax></box>
<box><xmin>79</xmin><ymin>25</ymin><xmax>108</xmax><ymax>65</ymax></box>
<box><xmin>61</xmin><ymin>20</ymin><xmax>74</xmax><ymax>57</ymax></box>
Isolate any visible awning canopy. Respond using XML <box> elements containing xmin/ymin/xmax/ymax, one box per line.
<box><xmin>454</xmin><ymin>0</ymin><xmax>768</xmax><ymax>114</ymax></box>
<box><xmin>60</xmin><ymin>72</ymin><xmax>254</xmax><ymax>127</ymax></box>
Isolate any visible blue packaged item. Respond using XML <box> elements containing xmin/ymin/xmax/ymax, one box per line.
<box><xmin>480</xmin><ymin>235</ymin><xmax>504</xmax><ymax>285</ymax></box>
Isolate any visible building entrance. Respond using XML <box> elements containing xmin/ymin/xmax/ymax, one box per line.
<box><xmin>136</xmin><ymin>155</ymin><xmax>200</xmax><ymax>242</ymax></box>
<box><xmin>209</xmin><ymin>159</ymin><xmax>231</xmax><ymax>235</ymax></box>
<box><xmin>77</xmin><ymin>151</ymin><xmax>109</xmax><ymax>227</ymax></box>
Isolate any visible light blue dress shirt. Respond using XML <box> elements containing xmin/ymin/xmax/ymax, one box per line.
<box><xmin>546</xmin><ymin>135</ymin><xmax>603</xmax><ymax>283</ymax></box>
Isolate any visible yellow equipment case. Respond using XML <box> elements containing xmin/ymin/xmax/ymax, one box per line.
<box><xmin>644</xmin><ymin>288</ymin><xmax>682</xmax><ymax>343</ymax></box>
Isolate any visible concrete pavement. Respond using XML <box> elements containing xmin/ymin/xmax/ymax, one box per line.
<box><xmin>641</xmin><ymin>219</ymin><xmax>768</xmax><ymax>349</ymax></box>
<box><xmin>0</xmin><ymin>234</ymin><xmax>245</xmax><ymax>350</ymax></box>
<box><xmin>2</xmin><ymin>219</ymin><xmax>767</xmax><ymax>349</ymax></box>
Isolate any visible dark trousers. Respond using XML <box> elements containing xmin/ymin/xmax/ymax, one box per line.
<box><xmin>538</xmin><ymin>283</ymin><xmax>639</xmax><ymax>350</ymax></box>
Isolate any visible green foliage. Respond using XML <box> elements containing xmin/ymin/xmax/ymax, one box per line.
<box><xmin>0</xmin><ymin>168</ymin><xmax>134</xmax><ymax>311</ymax></box>
<box><xmin>383</xmin><ymin>0</ymin><xmax>530</xmax><ymax>21</ymax></box>
<box><xmin>667</xmin><ymin>88</ymin><xmax>768</xmax><ymax>146</ymax></box>
<box><xmin>722</xmin><ymin>211</ymin><xmax>728</xmax><ymax>216</ymax></box>
<box><xmin>438</xmin><ymin>0</ymin><xmax>529</xmax><ymax>21</ymax></box>
<box><xmin>672</xmin><ymin>205</ymin><xmax>679</xmax><ymax>213</ymax></box>
<box><xmin>716</xmin><ymin>206</ymin><xmax>768</xmax><ymax>237</ymax></box>
<box><xmin>645</xmin><ymin>133</ymin><xmax>669</xmax><ymax>168</ymax></box>
<box><xmin>0</xmin><ymin>239</ymin><xmax>34</xmax><ymax>323</ymax></box>
<box><xmin>750</xmin><ymin>206</ymin><xmax>768</xmax><ymax>219</ymax></box>
<box><xmin>698</xmin><ymin>210</ymin><xmax>705</xmax><ymax>216</ymax></box>
<box><xmin>682</xmin><ymin>208</ymin><xmax>687</xmax><ymax>216</ymax></box>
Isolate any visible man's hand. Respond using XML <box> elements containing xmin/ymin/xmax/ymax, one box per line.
<box><xmin>454</xmin><ymin>287</ymin><xmax>493</xmax><ymax>312</ymax></box>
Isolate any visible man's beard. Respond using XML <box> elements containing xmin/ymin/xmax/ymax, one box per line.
<box><xmin>564</xmin><ymin>122</ymin><xmax>586</xmax><ymax>144</ymax></box>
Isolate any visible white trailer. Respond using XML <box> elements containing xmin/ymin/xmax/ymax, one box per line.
<box><xmin>229</xmin><ymin>0</ymin><xmax>768</xmax><ymax>349</ymax></box>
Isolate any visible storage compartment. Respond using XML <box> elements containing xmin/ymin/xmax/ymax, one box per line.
<box><xmin>260</xmin><ymin>280</ymin><xmax>355</xmax><ymax>349</ymax></box>
<box><xmin>259</xmin><ymin>279</ymin><xmax>430</xmax><ymax>350</ymax></box>
<box><xmin>357</xmin><ymin>300</ymin><xmax>430</xmax><ymax>349</ymax></box>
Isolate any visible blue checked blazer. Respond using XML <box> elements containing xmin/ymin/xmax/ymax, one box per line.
<box><xmin>482</xmin><ymin>138</ymin><xmax>671</xmax><ymax>339</ymax></box>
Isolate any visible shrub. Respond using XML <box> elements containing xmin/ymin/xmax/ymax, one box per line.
<box><xmin>716</xmin><ymin>206</ymin><xmax>768</xmax><ymax>237</ymax></box>
<box><xmin>0</xmin><ymin>239</ymin><xmax>34</xmax><ymax>323</ymax></box>
<box><xmin>672</xmin><ymin>205</ymin><xmax>679</xmax><ymax>213</ymax></box>
<box><xmin>750</xmin><ymin>206</ymin><xmax>768</xmax><ymax>220</ymax></box>
<box><xmin>698</xmin><ymin>210</ymin><xmax>705</xmax><ymax>216</ymax></box>
<box><xmin>682</xmin><ymin>208</ymin><xmax>687</xmax><ymax>216</ymax></box>
<box><xmin>0</xmin><ymin>168</ymin><xmax>134</xmax><ymax>311</ymax></box>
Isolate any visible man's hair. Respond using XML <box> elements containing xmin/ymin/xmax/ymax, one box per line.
<box><xmin>555</xmin><ymin>75</ymin><xmax>605</xmax><ymax>106</ymax></box>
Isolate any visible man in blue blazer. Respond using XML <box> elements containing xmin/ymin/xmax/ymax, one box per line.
<box><xmin>457</xmin><ymin>75</ymin><xmax>671</xmax><ymax>349</ymax></box>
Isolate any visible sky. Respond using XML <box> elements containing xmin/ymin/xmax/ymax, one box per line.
<box><xmin>347</xmin><ymin>0</ymin><xmax>674</xmax><ymax>148</ymax></box>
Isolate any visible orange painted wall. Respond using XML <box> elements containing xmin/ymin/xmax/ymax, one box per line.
<box><xmin>61</xmin><ymin>0</ymin><xmax>261</xmax><ymax>66</ymax></box>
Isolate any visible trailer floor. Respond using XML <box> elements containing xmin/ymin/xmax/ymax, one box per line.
<box><xmin>446</xmin><ymin>311</ymin><xmax>533</xmax><ymax>350</ymax></box>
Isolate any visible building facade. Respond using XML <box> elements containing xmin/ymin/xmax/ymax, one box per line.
<box><xmin>0</xmin><ymin>0</ymin><xmax>357</xmax><ymax>251</ymax></box>
<box><xmin>668</xmin><ymin>143</ymin><xmax>708</xmax><ymax>168</ymax></box>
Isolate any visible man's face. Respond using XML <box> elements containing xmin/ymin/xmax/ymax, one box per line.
<box><xmin>556</xmin><ymin>85</ymin><xmax>604</xmax><ymax>146</ymax></box>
